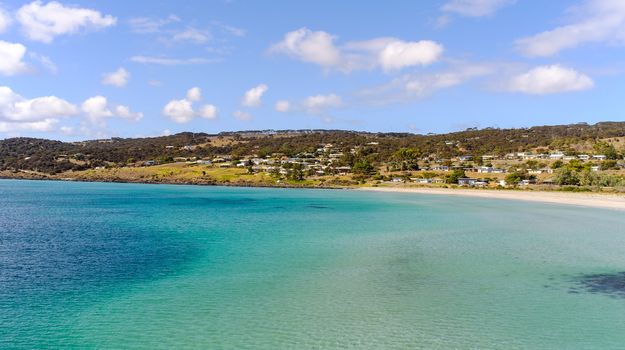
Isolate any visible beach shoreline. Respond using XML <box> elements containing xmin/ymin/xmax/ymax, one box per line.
<box><xmin>3</xmin><ymin>175</ymin><xmax>625</xmax><ymax>211</ymax></box>
<box><xmin>358</xmin><ymin>186</ymin><xmax>625</xmax><ymax>211</ymax></box>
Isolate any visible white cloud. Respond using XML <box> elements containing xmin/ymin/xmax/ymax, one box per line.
<box><xmin>81</xmin><ymin>96</ymin><xmax>112</xmax><ymax>120</ymax></box>
<box><xmin>233</xmin><ymin>110</ymin><xmax>252</xmax><ymax>121</ymax></box>
<box><xmin>186</xmin><ymin>87</ymin><xmax>202</xmax><ymax>102</ymax></box>
<box><xmin>0</xmin><ymin>86</ymin><xmax>77</xmax><ymax>132</ymax></box>
<box><xmin>516</xmin><ymin>0</ymin><xmax>625</xmax><ymax>57</ymax></box>
<box><xmin>0</xmin><ymin>118</ymin><xmax>58</xmax><ymax>133</ymax></box>
<box><xmin>128</xmin><ymin>15</ymin><xmax>180</xmax><ymax>33</ymax></box>
<box><xmin>163</xmin><ymin>87</ymin><xmax>217</xmax><ymax>123</ymax></box>
<box><xmin>82</xmin><ymin>96</ymin><xmax>142</xmax><ymax>125</ymax></box>
<box><xmin>163</xmin><ymin>98</ymin><xmax>194</xmax><ymax>123</ymax></box>
<box><xmin>16</xmin><ymin>1</ymin><xmax>117</xmax><ymax>43</ymax></box>
<box><xmin>507</xmin><ymin>64</ymin><xmax>594</xmax><ymax>94</ymax></box>
<box><xmin>270</xmin><ymin>28</ymin><xmax>443</xmax><ymax>72</ymax></box>
<box><xmin>172</xmin><ymin>28</ymin><xmax>211</xmax><ymax>44</ymax></box>
<box><xmin>442</xmin><ymin>0</ymin><xmax>515</xmax><ymax>17</ymax></box>
<box><xmin>199</xmin><ymin>104</ymin><xmax>218</xmax><ymax>119</ymax></box>
<box><xmin>102</xmin><ymin>67</ymin><xmax>130</xmax><ymax>87</ymax></box>
<box><xmin>275</xmin><ymin>100</ymin><xmax>290</xmax><ymax>113</ymax></box>
<box><xmin>114</xmin><ymin>105</ymin><xmax>143</xmax><ymax>121</ymax></box>
<box><xmin>0</xmin><ymin>41</ymin><xmax>29</xmax><ymax>76</ymax></box>
<box><xmin>0</xmin><ymin>6</ymin><xmax>11</xmax><ymax>33</ymax></box>
<box><xmin>303</xmin><ymin>94</ymin><xmax>342</xmax><ymax>113</ymax></box>
<box><xmin>270</xmin><ymin>28</ymin><xmax>341</xmax><ymax>67</ymax></box>
<box><xmin>130</xmin><ymin>55</ymin><xmax>217</xmax><ymax>65</ymax></box>
<box><xmin>29</xmin><ymin>52</ymin><xmax>57</xmax><ymax>74</ymax></box>
<box><xmin>0</xmin><ymin>86</ymin><xmax>77</xmax><ymax>122</ymax></box>
<box><xmin>358</xmin><ymin>63</ymin><xmax>495</xmax><ymax>104</ymax></box>
<box><xmin>242</xmin><ymin>84</ymin><xmax>268</xmax><ymax>107</ymax></box>
<box><xmin>378</xmin><ymin>40</ymin><xmax>444</xmax><ymax>71</ymax></box>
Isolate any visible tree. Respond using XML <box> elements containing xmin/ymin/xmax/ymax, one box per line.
<box><xmin>446</xmin><ymin>169</ymin><xmax>466</xmax><ymax>184</ymax></box>
<box><xmin>551</xmin><ymin>160</ymin><xmax>563</xmax><ymax>169</ymax></box>
<box><xmin>505</xmin><ymin>172</ymin><xmax>524</xmax><ymax>184</ymax></box>
<box><xmin>391</xmin><ymin>148</ymin><xmax>420</xmax><ymax>171</ymax></box>
<box><xmin>593</xmin><ymin>141</ymin><xmax>619</xmax><ymax>160</ymax></box>
<box><xmin>352</xmin><ymin>159</ymin><xmax>375</xmax><ymax>175</ymax></box>
<box><xmin>554</xmin><ymin>167</ymin><xmax>580</xmax><ymax>186</ymax></box>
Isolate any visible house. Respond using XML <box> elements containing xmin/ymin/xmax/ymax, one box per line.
<box><xmin>478</xmin><ymin>166</ymin><xmax>505</xmax><ymax>173</ymax></box>
<box><xmin>518</xmin><ymin>179</ymin><xmax>536</xmax><ymax>185</ymax></box>
<box><xmin>335</xmin><ymin>166</ymin><xmax>351</xmax><ymax>175</ymax></box>
<box><xmin>391</xmin><ymin>177</ymin><xmax>404</xmax><ymax>183</ymax></box>
<box><xmin>414</xmin><ymin>178</ymin><xmax>432</xmax><ymax>184</ymax></box>
<box><xmin>144</xmin><ymin>160</ymin><xmax>155</xmax><ymax>166</ymax></box>
<box><xmin>593</xmin><ymin>155</ymin><xmax>607</xmax><ymax>161</ymax></box>
<box><xmin>590</xmin><ymin>165</ymin><xmax>601</xmax><ymax>172</ymax></box>
<box><xmin>578</xmin><ymin>154</ymin><xmax>590</xmax><ymax>161</ymax></box>
<box><xmin>459</xmin><ymin>155</ymin><xmax>473</xmax><ymax>161</ymax></box>
<box><xmin>432</xmin><ymin>165</ymin><xmax>450</xmax><ymax>172</ymax></box>
<box><xmin>196</xmin><ymin>159</ymin><xmax>212</xmax><ymax>165</ymax></box>
<box><xmin>549</xmin><ymin>152</ymin><xmax>564</xmax><ymax>160</ymax></box>
<box><xmin>458</xmin><ymin>178</ymin><xmax>478</xmax><ymax>186</ymax></box>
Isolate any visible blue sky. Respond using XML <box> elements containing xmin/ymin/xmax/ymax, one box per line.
<box><xmin>1</xmin><ymin>0</ymin><xmax>624</xmax><ymax>140</ymax></box>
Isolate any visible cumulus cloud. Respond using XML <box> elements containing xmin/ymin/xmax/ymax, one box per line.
<box><xmin>16</xmin><ymin>1</ymin><xmax>117</xmax><ymax>43</ymax></box>
<box><xmin>516</xmin><ymin>0</ymin><xmax>625</xmax><ymax>57</ymax></box>
<box><xmin>0</xmin><ymin>86</ymin><xmax>77</xmax><ymax>132</ymax></box>
<box><xmin>114</xmin><ymin>105</ymin><xmax>143</xmax><ymax>120</ymax></box>
<box><xmin>507</xmin><ymin>64</ymin><xmax>594</xmax><ymax>94</ymax></box>
<box><xmin>242</xmin><ymin>84</ymin><xmax>268</xmax><ymax>107</ymax></box>
<box><xmin>303</xmin><ymin>94</ymin><xmax>342</xmax><ymax>112</ymax></box>
<box><xmin>81</xmin><ymin>96</ymin><xmax>143</xmax><ymax>124</ymax></box>
<box><xmin>270</xmin><ymin>28</ymin><xmax>443</xmax><ymax>73</ymax></box>
<box><xmin>0</xmin><ymin>86</ymin><xmax>77</xmax><ymax>122</ymax></box>
<box><xmin>0</xmin><ymin>6</ymin><xmax>11</xmax><ymax>33</ymax></box>
<box><xmin>102</xmin><ymin>67</ymin><xmax>130</xmax><ymax>87</ymax></box>
<box><xmin>163</xmin><ymin>99</ymin><xmax>195</xmax><ymax>123</ymax></box>
<box><xmin>186</xmin><ymin>87</ymin><xmax>202</xmax><ymax>102</ymax></box>
<box><xmin>199</xmin><ymin>104</ymin><xmax>218</xmax><ymax>119</ymax></box>
<box><xmin>442</xmin><ymin>0</ymin><xmax>515</xmax><ymax>17</ymax></box>
<box><xmin>275</xmin><ymin>100</ymin><xmax>290</xmax><ymax>113</ymax></box>
<box><xmin>378</xmin><ymin>40</ymin><xmax>444</xmax><ymax>71</ymax></box>
<box><xmin>233</xmin><ymin>110</ymin><xmax>252</xmax><ymax>121</ymax></box>
<box><xmin>0</xmin><ymin>41</ymin><xmax>29</xmax><ymax>76</ymax></box>
<box><xmin>130</xmin><ymin>55</ymin><xmax>217</xmax><ymax>65</ymax></box>
<box><xmin>0</xmin><ymin>119</ymin><xmax>58</xmax><ymax>133</ymax></box>
<box><xmin>81</xmin><ymin>96</ymin><xmax>112</xmax><ymax>120</ymax></box>
<box><xmin>270</xmin><ymin>28</ymin><xmax>341</xmax><ymax>67</ymax></box>
<box><xmin>163</xmin><ymin>87</ymin><xmax>217</xmax><ymax>123</ymax></box>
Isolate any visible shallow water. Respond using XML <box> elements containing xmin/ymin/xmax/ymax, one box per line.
<box><xmin>1</xmin><ymin>180</ymin><xmax>625</xmax><ymax>349</ymax></box>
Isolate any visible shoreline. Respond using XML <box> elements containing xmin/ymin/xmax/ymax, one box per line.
<box><xmin>3</xmin><ymin>176</ymin><xmax>625</xmax><ymax>210</ymax></box>
<box><xmin>358</xmin><ymin>186</ymin><xmax>625</xmax><ymax>211</ymax></box>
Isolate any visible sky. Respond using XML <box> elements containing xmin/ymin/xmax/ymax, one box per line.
<box><xmin>1</xmin><ymin>0</ymin><xmax>625</xmax><ymax>141</ymax></box>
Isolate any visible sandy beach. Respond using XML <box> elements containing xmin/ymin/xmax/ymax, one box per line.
<box><xmin>358</xmin><ymin>186</ymin><xmax>625</xmax><ymax>211</ymax></box>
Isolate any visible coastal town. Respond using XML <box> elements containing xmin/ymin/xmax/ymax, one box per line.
<box><xmin>131</xmin><ymin>140</ymin><xmax>625</xmax><ymax>189</ymax></box>
<box><xmin>2</xmin><ymin>125</ymin><xmax>625</xmax><ymax>191</ymax></box>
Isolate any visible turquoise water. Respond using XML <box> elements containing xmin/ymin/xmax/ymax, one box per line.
<box><xmin>1</xmin><ymin>180</ymin><xmax>625</xmax><ymax>349</ymax></box>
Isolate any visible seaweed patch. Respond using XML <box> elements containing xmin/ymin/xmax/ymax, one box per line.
<box><xmin>572</xmin><ymin>272</ymin><xmax>625</xmax><ymax>298</ymax></box>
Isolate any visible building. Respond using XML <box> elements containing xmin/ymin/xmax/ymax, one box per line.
<box><xmin>458</xmin><ymin>178</ymin><xmax>478</xmax><ymax>186</ymax></box>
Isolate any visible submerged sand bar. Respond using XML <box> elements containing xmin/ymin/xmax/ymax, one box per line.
<box><xmin>359</xmin><ymin>186</ymin><xmax>625</xmax><ymax>211</ymax></box>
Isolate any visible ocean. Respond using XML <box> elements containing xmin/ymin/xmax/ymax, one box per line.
<box><xmin>1</xmin><ymin>179</ymin><xmax>625</xmax><ymax>349</ymax></box>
